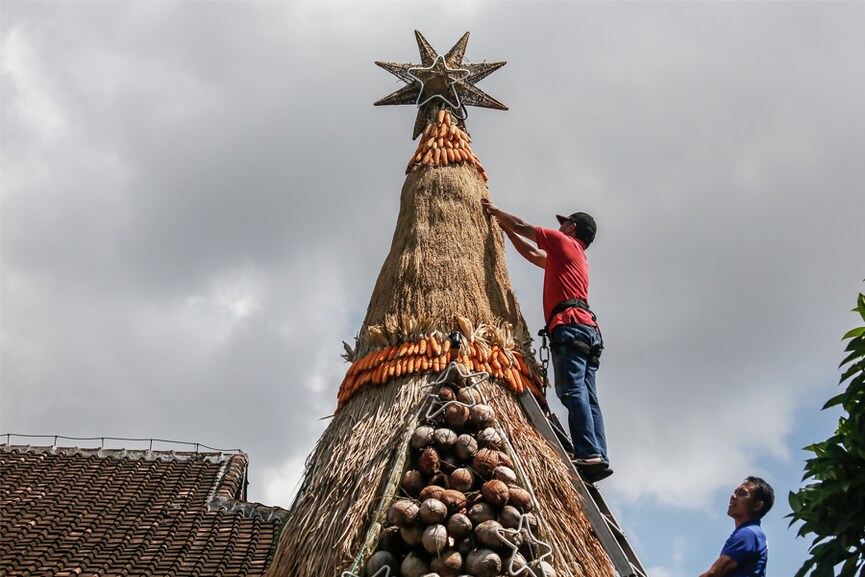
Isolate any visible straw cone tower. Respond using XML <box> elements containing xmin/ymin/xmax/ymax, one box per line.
<box><xmin>265</xmin><ymin>32</ymin><xmax>616</xmax><ymax>577</ymax></box>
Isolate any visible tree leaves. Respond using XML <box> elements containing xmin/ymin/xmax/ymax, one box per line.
<box><xmin>788</xmin><ymin>290</ymin><xmax>865</xmax><ymax>577</ymax></box>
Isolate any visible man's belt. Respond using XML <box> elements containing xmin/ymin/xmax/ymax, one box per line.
<box><xmin>540</xmin><ymin>298</ymin><xmax>602</xmax><ymax>366</ymax></box>
<box><xmin>545</xmin><ymin>298</ymin><xmax>595</xmax><ymax>331</ymax></box>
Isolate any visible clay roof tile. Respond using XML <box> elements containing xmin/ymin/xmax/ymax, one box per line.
<box><xmin>0</xmin><ymin>445</ymin><xmax>288</xmax><ymax>576</ymax></box>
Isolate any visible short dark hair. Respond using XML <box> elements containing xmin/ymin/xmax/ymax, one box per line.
<box><xmin>745</xmin><ymin>476</ymin><xmax>775</xmax><ymax>518</ymax></box>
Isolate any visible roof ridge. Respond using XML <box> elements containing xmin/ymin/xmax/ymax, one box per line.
<box><xmin>208</xmin><ymin>454</ymin><xmax>291</xmax><ymax>523</ymax></box>
<box><xmin>1</xmin><ymin>444</ymin><xmax>237</xmax><ymax>463</ymax></box>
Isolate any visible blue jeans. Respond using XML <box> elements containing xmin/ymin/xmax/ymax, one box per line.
<box><xmin>551</xmin><ymin>323</ymin><xmax>607</xmax><ymax>462</ymax></box>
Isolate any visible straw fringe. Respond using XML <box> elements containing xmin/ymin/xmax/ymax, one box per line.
<box><xmin>349</xmin><ymin>315</ymin><xmax>535</xmax><ymax>361</ymax></box>
<box><xmin>481</xmin><ymin>381</ymin><xmax>616</xmax><ymax>577</ymax></box>
<box><xmin>266</xmin><ymin>377</ymin><xmax>427</xmax><ymax>577</ymax></box>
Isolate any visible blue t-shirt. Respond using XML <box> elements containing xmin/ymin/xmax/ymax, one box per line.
<box><xmin>720</xmin><ymin>520</ymin><xmax>768</xmax><ymax>577</ymax></box>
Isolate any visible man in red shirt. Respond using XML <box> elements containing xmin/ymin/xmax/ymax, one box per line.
<box><xmin>482</xmin><ymin>199</ymin><xmax>610</xmax><ymax>481</ymax></box>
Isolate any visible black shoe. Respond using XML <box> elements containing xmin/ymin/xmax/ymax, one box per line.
<box><xmin>572</xmin><ymin>458</ymin><xmax>608</xmax><ymax>472</ymax></box>
<box><xmin>584</xmin><ymin>466</ymin><xmax>614</xmax><ymax>483</ymax></box>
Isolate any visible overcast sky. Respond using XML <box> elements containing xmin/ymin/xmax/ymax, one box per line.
<box><xmin>2</xmin><ymin>2</ymin><xmax>864</xmax><ymax>576</ymax></box>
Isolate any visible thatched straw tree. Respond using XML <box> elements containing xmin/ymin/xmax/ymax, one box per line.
<box><xmin>265</xmin><ymin>32</ymin><xmax>615</xmax><ymax>577</ymax></box>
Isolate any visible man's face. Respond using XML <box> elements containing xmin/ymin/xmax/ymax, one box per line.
<box><xmin>727</xmin><ymin>482</ymin><xmax>762</xmax><ymax>520</ymax></box>
<box><xmin>559</xmin><ymin>219</ymin><xmax>575</xmax><ymax>236</ymax></box>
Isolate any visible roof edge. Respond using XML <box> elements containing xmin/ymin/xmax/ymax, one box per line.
<box><xmin>207</xmin><ymin>453</ymin><xmax>290</xmax><ymax>523</ymax></box>
<box><xmin>2</xmin><ymin>444</ymin><xmax>290</xmax><ymax>523</ymax></box>
<box><xmin>1</xmin><ymin>443</ymin><xmax>237</xmax><ymax>463</ymax></box>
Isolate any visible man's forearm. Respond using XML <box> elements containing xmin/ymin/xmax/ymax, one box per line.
<box><xmin>482</xmin><ymin>200</ymin><xmax>537</xmax><ymax>241</ymax></box>
<box><xmin>698</xmin><ymin>555</ymin><xmax>738</xmax><ymax>577</ymax></box>
<box><xmin>504</xmin><ymin>228</ymin><xmax>546</xmax><ymax>269</ymax></box>
<box><xmin>495</xmin><ymin>210</ymin><xmax>537</xmax><ymax>241</ymax></box>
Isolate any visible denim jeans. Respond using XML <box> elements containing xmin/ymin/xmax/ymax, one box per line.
<box><xmin>551</xmin><ymin>323</ymin><xmax>607</xmax><ymax>461</ymax></box>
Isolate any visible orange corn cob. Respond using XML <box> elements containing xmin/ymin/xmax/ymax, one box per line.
<box><xmin>515</xmin><ymin>352</ymin><xmax>529</xmax><ymax>375</ymax></box>
<box><xmin>511</xmin><ymin>368</ymin><xmax>524</xmax><ymax>393</ymax></box>
<box><xmin>355</xmin><ymin>355</ymin><xmax>368</xmax><ymax>372</ymax></box>
<box><xmin>503</xmin><ymin>369</ymin><xmax>517</xmax><ymax>392</ymax></box>
<box><xmin>373</xmin><ymin>363</ymin><xmax>384</xmax><ymax>385</ymax></box>
<box><xmin>497</xmin><ymin>350</ymin><xmax>510</xmax><ymax>369</ymax></box>
<box><xmin>428</xmin><ymin>335</ymin><xmax>440</xmax><ymax>357</ymax></box>
<box><xmin>378</xmin><ymin>348</ymin><xmax>391</xmax><ymax>366</ymax></box>
<box><xmin>346</xmin><ymin>362</ymin><xmax>358</xmax><ymax>378</ymax></box>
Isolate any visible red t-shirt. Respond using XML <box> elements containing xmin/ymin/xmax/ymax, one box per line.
<box><xmin>535</xmin><ymin>227</ymin><xmax>597</xmax><ymax>331</ymax></box>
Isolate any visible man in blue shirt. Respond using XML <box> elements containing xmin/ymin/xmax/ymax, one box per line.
<box><xmin>699</xmin><ymin>476</ymin><xmax>774</xmax><ymax>577</ymax></box>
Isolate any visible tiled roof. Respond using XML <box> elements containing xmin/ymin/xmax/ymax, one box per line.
<box><xmin>0</xmin><ymin>445</ymin><xmax>289</xmax><ymax>577</ymax></box>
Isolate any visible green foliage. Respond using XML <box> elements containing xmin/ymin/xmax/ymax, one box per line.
<box><xmin>789</xmin><ymin>291</ymin><xmax>865</xmax><ymax>577</ymax></box>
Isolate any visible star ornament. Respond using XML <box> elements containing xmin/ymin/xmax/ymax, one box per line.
<box><xmin>375</xmin><ymin>30</ymin><xmax>507</xmax><ymax>139</ymax></box>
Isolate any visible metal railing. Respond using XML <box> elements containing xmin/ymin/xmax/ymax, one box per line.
<box><xmin>1</xmin><ymin>433</ymin><xmax>243</xmax><ymax>454</ymax></box>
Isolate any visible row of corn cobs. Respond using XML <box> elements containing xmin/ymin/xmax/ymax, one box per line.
<box><xmin>336</xmin><ymin>336</ymin><xmax>543</xmax><ymax>410</ymax></box>
<box><xmin>406</xmin><ymin>109</ymin><xmax>487</xmax><ymax>182</ymax></box>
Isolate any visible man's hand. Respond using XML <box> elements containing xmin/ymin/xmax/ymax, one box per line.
<box><xmin>481</xmin><ymin>198</ymin><xmax>546</xmax><ymax>269</ymax></box>
<box><xmin>480</xmin><ymin>198</ymin><xmax>534</xmax><ymax>239</ymax></box>
<box><xmin>481</xmin><ymin>198</ymin><xmax>499</xmax><ymax>219</ymax></box>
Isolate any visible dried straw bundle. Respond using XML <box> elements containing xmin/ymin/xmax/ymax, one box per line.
<box><xmin>481</xmin><ymin>381</ymin><xmax>616</xmax><ymax>577</ymax></box>
<box><xmin>362</xmin><ymin>163</ymin><xmax>527</xmax><ymax>336</ymax></box>
<box><xmin>266</xmin><ymin>376</ymin><xmax>426</xmax><ymax>577</ymax></box>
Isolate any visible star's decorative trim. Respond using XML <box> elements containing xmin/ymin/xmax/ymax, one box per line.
<box><xmin>408</xmin><ymin>55</ymin><xmax>470</xmax><ymax>110</ymax></box>
<box><xmin>375</xmin><ymin>30</ymin><xmax>507</xmax><ymax>139</ymax></box>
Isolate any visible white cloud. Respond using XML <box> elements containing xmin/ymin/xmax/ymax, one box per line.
<box><xmin>185</xmin><ymin>270</ymin><xmax>265</xmax><ymax>340</ymax></box>
<box><xmin>1</xmin><ymin>28</ymin><xmax>66</xmax><ymax>141</ymax></box>
<box><xmin>261</xmin><ymin>455</ymin><xmax>308</xmax><ymax>509</ymax></box>
<box><xmin>646</xmin><ymin>566</ymin><xmax>674</xmax><ymax>577</ymax></box>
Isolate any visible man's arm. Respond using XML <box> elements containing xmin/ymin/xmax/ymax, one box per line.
<box><xmin>698</xmin><ymin>555</ymin><xmax>738</xmax><ymax>577</ymax></box>
<box><xmin>503</xmin><ymin>227</ymin><xmax>547</xmax><ymax>269</ymax></box>
<box><xmin>481</xmin><ymin>199</ymin><xmax>538</xmax><ymax>242</ymax></box>
<box><xmin>482</xmin><ymin>199</ymin><xmax>547</xmax><ymax>268</ymax></box>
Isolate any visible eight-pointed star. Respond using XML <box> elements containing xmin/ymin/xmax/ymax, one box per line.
<box><xmin>375</xmin><ymin>30</ymin><xmax>507</xmax><ymax>139</ymax></box>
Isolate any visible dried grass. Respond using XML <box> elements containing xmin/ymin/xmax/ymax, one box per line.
<box><xmin>482</xmin><ymin>381</ymin><xmax>616</xmax><ymax>577</ymax></box>
<box><xmin>362</xmin><ymin>164</ymin><xmax>526</xmax><ymax>335</ymax></box>
<box><xmin>266</xmin><ymin>376</ymin><xmax>427</xmax><ymax>577</ymax></box>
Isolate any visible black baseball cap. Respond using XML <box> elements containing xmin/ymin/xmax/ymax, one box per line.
<box><xmin>556</xmin><ymin>212</ymin><xmax>597</xmax><ymax>245</ymax></box>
